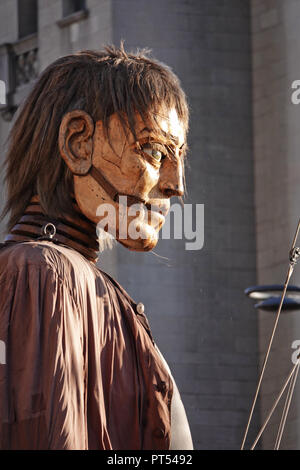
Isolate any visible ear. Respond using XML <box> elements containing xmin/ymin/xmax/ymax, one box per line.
<box><xmin>58</xmin><ymin>110</ymin><xmax>95</xmax><ymax>175</ymax></box>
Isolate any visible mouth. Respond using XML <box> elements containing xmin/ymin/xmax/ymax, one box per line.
<box><xmin>146</xmin><ymin>201</ymin><xmax>170</xmax><ymax>219</ymax></box>
<box><xmin>149</xmin><ymin>210</ymin><xmax>165</xmax><ymax>228</ymax></box>
<box><xmin>146</xmin><ymin>202</ymin><xmax>170</xmax><ymax>231</ymax></box>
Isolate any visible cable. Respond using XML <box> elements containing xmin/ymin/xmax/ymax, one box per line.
<box><xmin>250</xmin><ymin>360</ymin><xmax>300</xmax><ymax>450</ymax></box>
<box><xmin>241</xmin><ymin>219</ymin><xmax>300</xmax><ymax>449</ymax></box>
<box><xmin>274</xmin><ymin>360</ymin><xmax>300</xmax><ymax>449</ymax></box>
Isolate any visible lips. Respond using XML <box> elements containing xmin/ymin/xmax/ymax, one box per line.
<box><xmin>146</xmin><ymin>201</ymin><xmax>170</xmax><ymax>218</ymax></box>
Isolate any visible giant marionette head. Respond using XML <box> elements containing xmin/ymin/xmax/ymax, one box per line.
<box><xmin>2</xmin><ymin>45</ymin><xmax>189</xmax><ymax>252</ymax></box>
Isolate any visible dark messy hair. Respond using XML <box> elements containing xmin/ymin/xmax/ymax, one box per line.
<box><xmin>1</xmin><ymin>44</ymin><xmax>189</xmax><ymax>231</ymax></box>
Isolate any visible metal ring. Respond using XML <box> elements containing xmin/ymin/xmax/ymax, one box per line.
<box><xmin>42</xmin><ymin>222</ymin><xmax>56</xmax><ymax>239</ymax></box>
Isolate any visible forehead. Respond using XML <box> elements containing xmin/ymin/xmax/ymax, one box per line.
<box><xmin>136</xmin><ymin>108</ymin><xmax>185</xmax><ymax>147</ymax></box>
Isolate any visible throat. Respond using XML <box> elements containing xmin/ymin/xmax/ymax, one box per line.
<box><xmin>4</xmin><ymin>196</ymin><xmax>99</xmax><ymax>262</ymax></box>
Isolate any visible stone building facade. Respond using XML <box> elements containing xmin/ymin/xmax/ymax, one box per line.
<box><xmin>0</xmin><ymin>0</ymin><xmax>299</xmax><ymax>450</ymax></box>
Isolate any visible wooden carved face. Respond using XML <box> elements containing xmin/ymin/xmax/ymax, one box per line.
<box><xmin>59</xmin><ymin>108</ymin><xmax>186</xmax><ymax>251</ymax></box>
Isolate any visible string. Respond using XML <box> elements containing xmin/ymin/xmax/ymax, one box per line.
<box><xmin>148</xmin><ymin>249</ymin><xmax>173</xmax><ymax>267</ymax></box>
<box><xmin>274</xmin><ymin>359</ymin><xmax>300</xmax><ymax>449</ymax></box>
<box><xmin>250</xmin><ymin>359</ymin><xmax>300</xmax><ymax>450</ymax></box>
<box><xmin>241</xmin><ymin>218</ymin><xmax>300</xmax><ymax>449</ymax></box>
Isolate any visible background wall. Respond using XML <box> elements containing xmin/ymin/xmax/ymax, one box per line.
<box><xmin>3</xmin><ymin>0</ymin><xmax>294</xmax><ymax>450</ymax></box>
<box><xmin>110</xmin><ymin>0</ymin><xmax>259</xmax><ymax>450</ymax></box>
<box><xmin>251</xmin><ymin>0</ymin><xmax>300</xmax><ymax>450</ymax></box>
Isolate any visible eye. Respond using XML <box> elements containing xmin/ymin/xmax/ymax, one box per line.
<box><xmin>143</xmin><ymin>147</ymin><xmax>162</xmax><ymax>161</ymax></box>
<box><xmin>142</xmin><ymin>143</ymin><xmax>167</xmax><ymax>163</ymax></box>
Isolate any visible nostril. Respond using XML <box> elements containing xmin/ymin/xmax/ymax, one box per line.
<box><xmin>164</xmin><ymin>185</ymin><xmax>184</xmax><ymax>197</ymax></box>
<box><xmin>164</xmin><ymin>188</ymin><xmax>174</xmax><ymax>197</ymax></box>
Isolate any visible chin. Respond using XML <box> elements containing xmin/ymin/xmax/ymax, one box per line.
<box><xmin>117</xmin><ymin>225</ymin><xmax>159</xmax><ymax>252</ymax></box>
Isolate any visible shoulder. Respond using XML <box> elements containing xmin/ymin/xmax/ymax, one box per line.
<box><xmin>0</xmin><ymin>241</ymin><xmax>61</xmax><ymax>273</ymax></box>
<box><xmin>0</xmin><ymin>241</ymin><xmax>95</xmax><ymax>284</ymax></box>
<box><xmin>0</xmin><ymin>241</ymin><xmax>109</xmax><ymax>311</ymax></box>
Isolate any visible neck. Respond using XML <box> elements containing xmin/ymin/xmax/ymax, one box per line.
<box><xmin>4</xmin><ymin>196</ymin><xmax>99</xmax><ymax>263</ymax></box>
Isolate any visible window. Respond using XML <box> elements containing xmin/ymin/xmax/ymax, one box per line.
<box><xmin>18</xmin><ymin>0</ymin><xmax>38</xmax><ymax>39</ymax></box>
<box><xmin>62</xmin><ymin>0</ymin><xmax>86</xmax><ymax>17</ymax></box>
<box><xmin>58</xmin><ymin>0</ymin><xmax>88</xmax><ymax>27</ymax></box>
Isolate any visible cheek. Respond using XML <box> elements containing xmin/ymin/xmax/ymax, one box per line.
<box><xmin>120</xmin><ymin>152</ymin><xmax>159</xmax><ymax>196</ymax></box>
<box><xmin>132</xmin><ymin>162</ymin><xmax>160</xmax><ymax>196</ymax></box>
<box><xmin>121</xmin><ymin>152</ymin><xmax>160</xmax><ymax>197</ymax></box>
<box><xmin>120</xmin><ymin>151</ymin><xmax>146</xmax><ymax>178</ymax></box>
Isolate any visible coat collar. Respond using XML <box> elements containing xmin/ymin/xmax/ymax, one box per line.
<box><xmin>4</xmin><ymin>196</ymin><xmax>99</xmax><ymax>263</ymax></box>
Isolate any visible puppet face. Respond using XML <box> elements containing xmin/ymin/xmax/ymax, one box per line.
<box><xmin>72</xmin><ymin>108</ymin><xmax>186</xmax><ymax>251</ymax></box>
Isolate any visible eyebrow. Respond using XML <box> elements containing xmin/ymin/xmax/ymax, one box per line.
<box><xmin>140</xmin><ymin>127</ymin><xmax>181</xmax><ymax>147</ymax></box>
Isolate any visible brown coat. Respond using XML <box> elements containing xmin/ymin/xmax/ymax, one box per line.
<box><xmin>0</xmin><ymin>240</ymin><xmax>173</xmax><ymax>449</ymax></box>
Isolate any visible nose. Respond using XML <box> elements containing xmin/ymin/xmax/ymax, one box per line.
<box><xmin>158</xmin><ymin>157</ymin><xmax>184</xmax><ymax>198</ymax></box>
